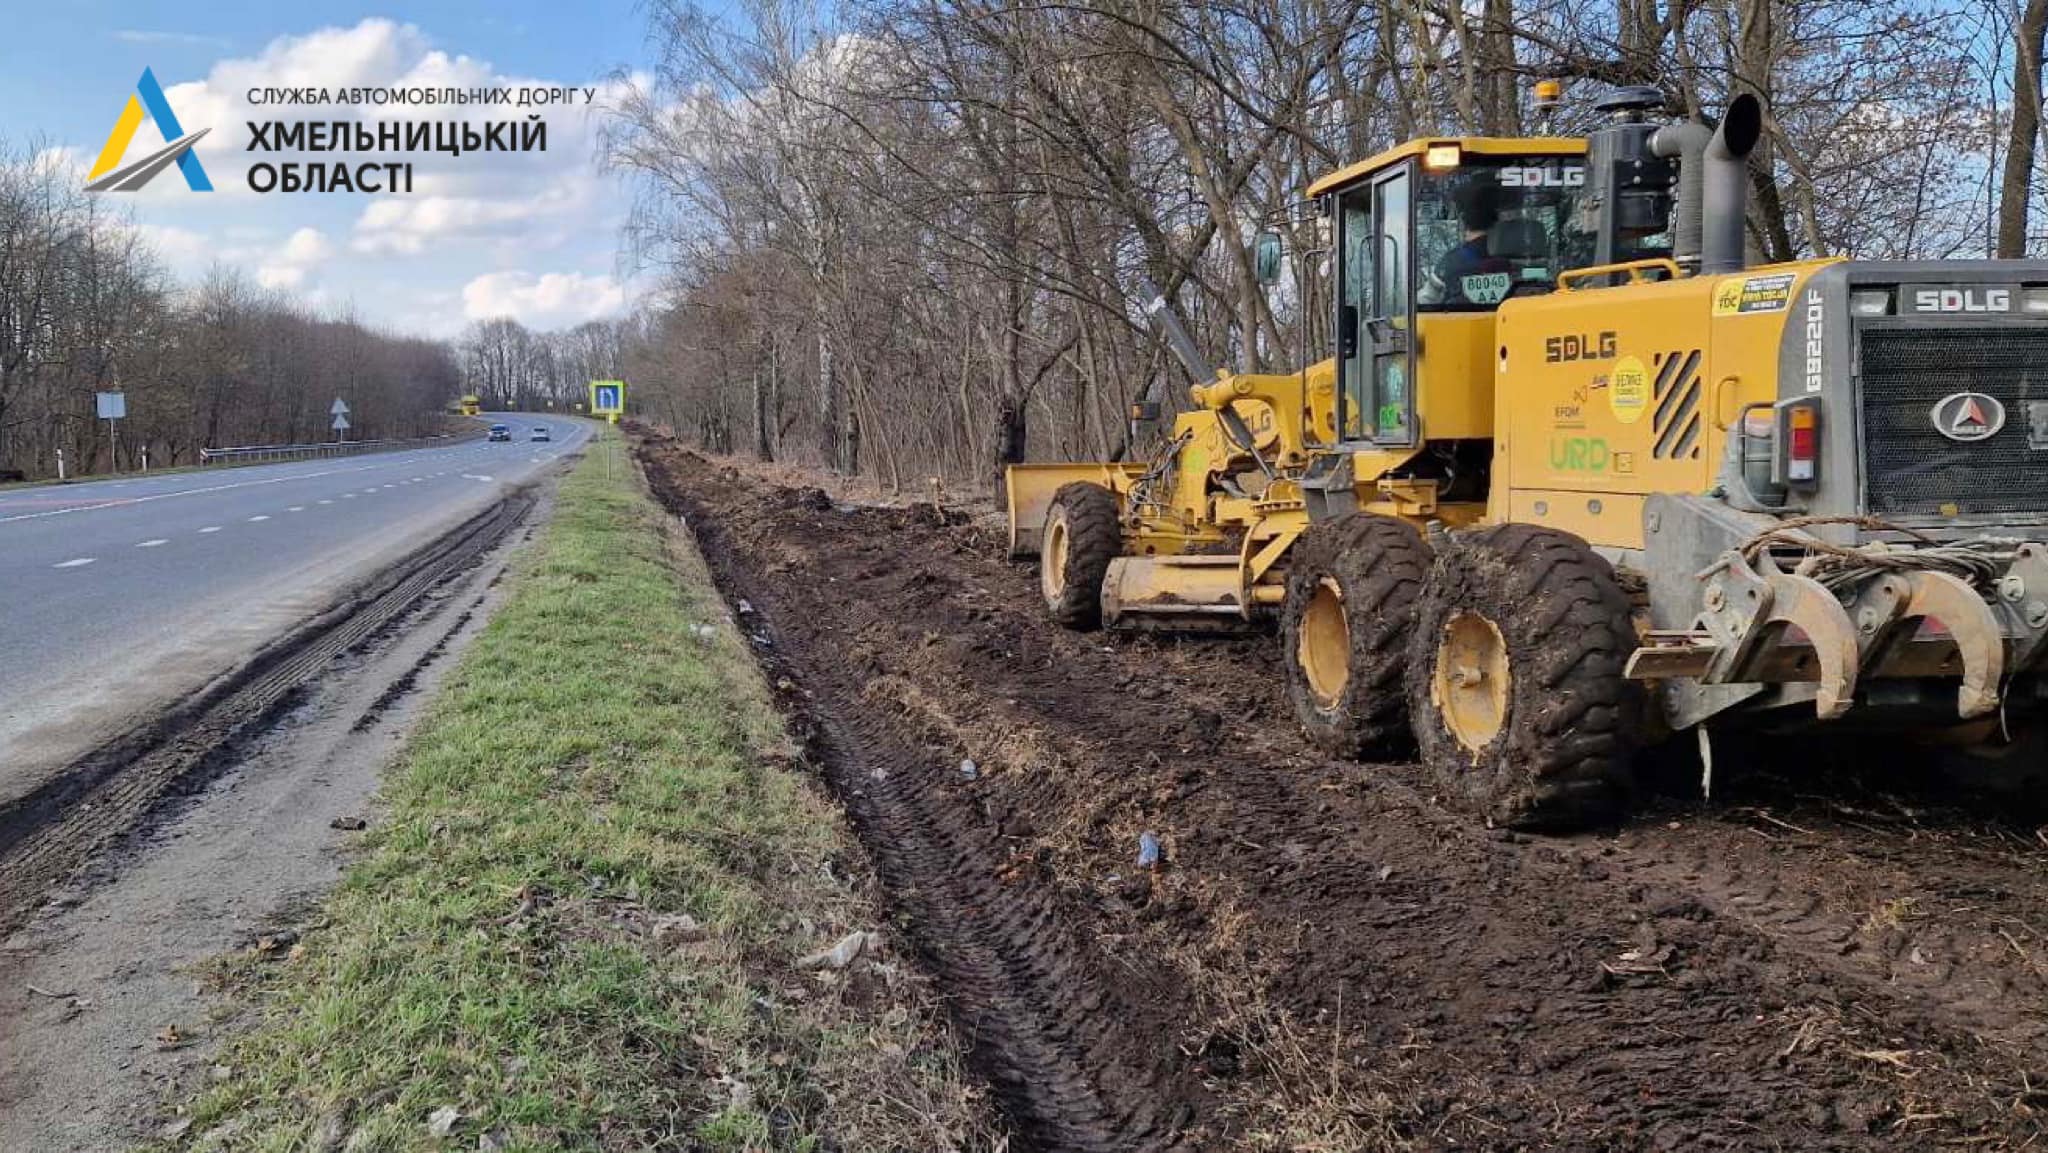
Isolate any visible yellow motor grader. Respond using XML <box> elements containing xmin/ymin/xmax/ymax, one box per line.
<box><xmin>1008</xmin><ymin>87</ymin><xmax>2048</xmax><ymax>827</ymax></box>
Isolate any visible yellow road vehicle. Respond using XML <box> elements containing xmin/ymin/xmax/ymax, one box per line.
<box><xmin>1009</xmin><ymin>87</ymin><xmax>2048</xmax><ymax>827</ymax></box>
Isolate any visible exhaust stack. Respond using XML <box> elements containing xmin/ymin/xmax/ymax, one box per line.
<box><xmin>1650</xmin><ymin>122</ymin><xmax>1709</xmax><ymax>271</ymax></box>
<box><xmin>1701</xmin><ymin>94</ymin><xmax>1763</xmax><ymax>275</ymax></box>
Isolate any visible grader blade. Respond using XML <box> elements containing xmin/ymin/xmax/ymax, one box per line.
<box><xmin>1005</xmin><ymin>463</ymin><xmax>1135</xmax><ymax>559</ymax></box>
<box><xmin>1100</xmin><ymin>555</ymin><xmax>1267</xmax><ymax>632</ymax></box>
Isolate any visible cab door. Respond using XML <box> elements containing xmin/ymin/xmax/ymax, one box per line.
<box><xmin>1335</xmin><ymin>164</ymin><xmax>1417</xmax><ymax>445</ymax></box>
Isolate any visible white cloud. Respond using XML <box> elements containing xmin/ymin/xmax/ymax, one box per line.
<box><xmin>134</xmin><ymin>223</ymin><xmax>212</xmax><ymax>273</ymax></box>
<box><xmin>256</xmin><ymin>226</ymin><xmax>333</xmax><ymax>290</ymax></box>
<box><xmin>115</xmin><ymin>30</ymin><xmax>233</xmax><ymax>49</ymax></box>
<box><xmin>351</xmin><ymin>179</ymin><xmax>589</xmax><ymax>254</ymax></box>
<box><xmin>26</xmin><ymin>145</ymin><xmax>88</xmax><ymax>183</ymax></box>
<box><xmin>461</xmin><ymin>270</ymin><xmax>627</xmax><ymax>328</ymax></box>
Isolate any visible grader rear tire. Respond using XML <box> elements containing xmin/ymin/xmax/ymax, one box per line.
<box><xmin>1281</xmin><ymin>513</ymin><xmax>1433</xmax><ymax>758</ymax></box>
<box><xmin>1040</xmin><ymin>482</ymin><xmax>1121</xmax><ymax>629</ymax></box>
<box><xmin>1407</xmin><ymin>524</ymin><xmax>1644</xmax><ymax>830</ymax></box>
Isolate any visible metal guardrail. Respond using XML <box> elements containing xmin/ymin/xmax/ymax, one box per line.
<box><xmin>198</xmin><ymin>432</ymin><xmax>477</xmax><ymax>466</ymax></box>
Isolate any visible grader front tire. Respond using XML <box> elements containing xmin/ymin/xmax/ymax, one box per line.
<box><xmin>1280</xmin><ymin>514</ymin><xmax>1433</xmax><ymax>758</ymax></box>
<box><xmin>1040</xmin><ymin>482</ymin><xmax>1121</xmax><ymax>630</ymax></box>
<box><xmin>1407</xmin><ymin>525</ymin><xmax>1644</xmax><ymax>830</ymax></box>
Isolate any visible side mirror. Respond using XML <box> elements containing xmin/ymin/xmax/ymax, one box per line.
<box><xmin>1338</xmin><ymin>304</ymin><xmax>1359</xmax><ymax>359</ymax></box>
<box><xmin>1254</xmin><ymin>231</ymin><xmax>1284</xmax><ymax>286</ymax></box>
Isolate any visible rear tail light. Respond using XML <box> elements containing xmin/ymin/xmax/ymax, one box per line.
<box><xmin>1778</xmin><ymin>398</ymin><xmax>1822</xmax><ymax>486</ymax></box>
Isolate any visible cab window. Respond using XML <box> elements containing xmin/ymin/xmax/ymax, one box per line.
<box><xmin>1414</xmin><ymin>159</ymin><xmax>1601</xmax><ymax>312</ymax></box>
<box><xmin>1334</xmin><ymin>170</ymin><xmax>1412</xmax><ymax>443</ymax></box>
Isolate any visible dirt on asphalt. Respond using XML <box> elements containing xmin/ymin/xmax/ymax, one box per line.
<box><xmin>638</xmin><ymin>433</ymin><xmax>2048</xmax><ymax>1151</ymax></box>
<box><xmin>0</xmin><ymin>496</ymin><xmax>538</xmax><ymax>1152</ymax></box>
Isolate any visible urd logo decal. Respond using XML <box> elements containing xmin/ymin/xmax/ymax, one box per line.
<box><xmin>1931</xmin><ymin>392</ymin><xmax>2006</xmax><ymax>442</ymax></box>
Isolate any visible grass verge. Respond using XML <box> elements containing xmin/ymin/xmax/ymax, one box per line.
<box><xmin>162</xmin><ymin>447</ymin><xmax>998</xmax><ymax>1151</ymax></box>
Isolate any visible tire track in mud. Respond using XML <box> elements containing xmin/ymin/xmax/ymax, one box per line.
<box><xmin>0</xmin><ymin>496</ymin><xmax>532</xmax><ymax>934</ymax></box>
<box><xmin>1586</xmin><ymin>796</ymin><xmax>2048</xmax><ymax>1056</ymax></box>
<box><xmin>648</xmin><ymin>463</ymin><xmax>1205</xmax><ymax>1151</ymax></box>
<box><xmin>639</xmin><ymin>439</ymin><xmax>2048</xmax><ymax>1149</ymax></box>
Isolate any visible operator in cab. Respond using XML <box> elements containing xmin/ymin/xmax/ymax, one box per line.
<box><xmin>1421</xmin><ymin>181</ymin><xmax>1513</xmax><ymax>309</ymax></box>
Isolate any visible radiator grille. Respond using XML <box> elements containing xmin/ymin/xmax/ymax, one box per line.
<box><xmin>1858</xmin><ymin>328</ymin><xmax>2048</xmax><ymax>517</ymax></box>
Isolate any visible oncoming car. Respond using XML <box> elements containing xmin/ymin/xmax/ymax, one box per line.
<box><xmin>487</xmin><ymin>424</ymin><xmax>512</xmax><ymax>442</ymax></box>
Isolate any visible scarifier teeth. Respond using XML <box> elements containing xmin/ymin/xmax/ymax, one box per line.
<box><xmin>1758</xmin><ymin>569</ymin><xmax>1861</xmax><ymax>720</ymax></box>
<box><xmin>1898</xmin><ymin>570</ymin><xmax>2006</xmax><ymax>719</ymax></box>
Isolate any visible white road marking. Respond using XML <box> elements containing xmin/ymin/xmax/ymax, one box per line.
<box><xmin>248</xmin><ymin>514</ymin><xmax>270</xmax><ymax>522</ymax></box>
<box><xmin>461</xmin><ymin>473</ymin><xmax>495</xmax><ymax>482</ymax></box>
<box><xmin>0</xmin><ymin>456</ymin><xmax>463</xmax><ymax>526</ymax></box>
<box><xmin>287</xmin><ymin>505</ymin><xmax>305</xmax><ymax>512</ymax></box>
<box><xmin>199</xmin><ymin>526</ymin><xmax>222</xmax><ymax>533</ymax></box>
<box><xmin>53</xmin><ymin>557</ymin><xmax>95</xmax><ymax>568</ymax></box>
<box><xmin>317</xmin><ymin>499</ymin><xmax>332</xmax><ymax>505</ymax></box>
<box><xmin>136</xmin><ymin>538</ymin><xmax>169</xmax><ymax>548</ymax></box>
<box><xmin>342</xmin><ymin>493</ymin><xmax>355</xmax><ymax>499</ymax></box>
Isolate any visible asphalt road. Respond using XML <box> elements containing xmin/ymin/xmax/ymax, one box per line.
<box><xmin>0</xmin><ymin>414</ymin><xmax>593</xmax><ymax>802</ymax></box>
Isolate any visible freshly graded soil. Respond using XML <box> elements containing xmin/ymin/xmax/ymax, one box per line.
<box><xmin>639</xmin><ymin>436</ymin><xmax>2048</xmax><ymax>1151</ymax></box>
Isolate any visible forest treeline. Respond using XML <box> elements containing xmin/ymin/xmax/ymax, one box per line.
<box><xmin>595</xmin><ymin>0</ymin><xmax>2048</xmax><ymax>491</ymax></box>
<box><xmin>11</xmin><ymin>2</ymin><xmax>2048</xmax><ymax>488</ymax></box>
<box><xmin>0</xmin><ymin>146</ymin><xmax>458</xmax><ymax>480</ymax></box>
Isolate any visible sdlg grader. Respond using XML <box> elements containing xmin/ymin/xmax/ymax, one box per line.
<box><xmin>1007</xmin><ymin>88</ymin><xmax>2048</xmax><ymax>827</ymax></box>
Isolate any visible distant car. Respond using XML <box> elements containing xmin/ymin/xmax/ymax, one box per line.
<box><xmin>487</xmin><ymin>424</ymin><xmax>511</xmax><ymax>442</ymax></box>
<box><xmin>531</xmin><ymin>427</ymin><xmax>551</xmax><ymax>442</ymax></box>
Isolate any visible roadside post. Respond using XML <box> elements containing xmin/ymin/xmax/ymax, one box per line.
<box><xmin>96</xmin><ymin>391</ymin><xmax>126</xmax><ymax>474</ymax></box>
<box><xmin>589</xmin><ymin>381</ymin><xmax>626</xmax><ymax>480</ymax></box>
<box><xmin>56</xmin><ymin>447</ymin><xmax>65</xmax><ymax>481</ymax></box>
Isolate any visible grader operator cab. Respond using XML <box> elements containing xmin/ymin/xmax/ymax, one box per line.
<box><xmin>1008</xmin><ymin>87</ymin><xmax>2048</xmax><ymax>828</ymax></box>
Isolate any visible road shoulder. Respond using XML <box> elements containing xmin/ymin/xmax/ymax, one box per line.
<box><xmin>145</xmin><ymin>446</ymin><xmax>996</xmax><ymax>1149</ymax></box>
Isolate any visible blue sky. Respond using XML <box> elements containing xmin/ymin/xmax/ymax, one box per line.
<box><xmin>0</xmin><ymin>2</ymin><xmax>655</xmax><ymax>336</ymax></box>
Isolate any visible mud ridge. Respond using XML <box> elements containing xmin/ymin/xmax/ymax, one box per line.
<box><xmin>648</xmin><ymin>457</ymin><xmax>1207</xmax><ymax>1151</ymax></box>
<box><xmin>0</xmin><ymin>495</ymin><xmax>533</xmax><ymax>932</ymax></box>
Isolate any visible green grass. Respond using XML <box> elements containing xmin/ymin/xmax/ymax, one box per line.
<box><xmin>164</xmin><ymin>448</ymin><xmax>993</xmax><ymax>1151</ymax></box>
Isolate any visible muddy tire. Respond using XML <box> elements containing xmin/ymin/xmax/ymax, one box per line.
<box><xmin>1281</xmin><ymin>513</ymin><xmax>1433</xmax><ymax>757</ymax></box>
<box><xmin>1407</xmin><ymin>524</ymin><xmax>1644</xmax><ymax>830</ymax></box>
<box><xmin>1039</xmin><ymin>482</ymin><xmax>1121</xmax><ymax>629</ymax></box>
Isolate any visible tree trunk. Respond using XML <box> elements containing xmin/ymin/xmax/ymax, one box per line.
<box><xmin>752</xmin><ymin>366</ymin><xmax>773</xmax><ymax>461</ymax></box>
<box><xmin>2000</xmin><ymin>0</ymin><xmax>2048</xmax><ymax>257</ymax></box>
